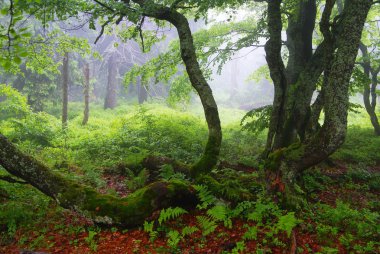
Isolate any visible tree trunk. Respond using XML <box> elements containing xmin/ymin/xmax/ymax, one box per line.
<box><xmin>62</xmin><ymin>52</ymin><xmax>69</xmax><ymax>129</ymax></box>
<box><xmin>359</xmin><ymin>43</ymin><xmax>380</xmax><ymax>135</ymax></box>
<box><xmin>104</xmin><ymin>53</ymin><xmax>118</xmax><ymax>109</ymax></box>
<box><xmin>82</xmin><ymin>62</ymin><xmax>90</xmax><ymax>125</ymax></box>
<box><xmin>0</xmin><ymin>134</ymin><xmax>197</xmax><ymax>228</ymax></box>
<box><xmin>265</xmin><ymin>0</ymin><xmax>372</xmax><ymax>206</ymax></box>
<box><xmin>129</xmin><ymin>0</ymin><xmax>222</xmax><ymax>177</ymax></box>
<box><xmin>137</xmin><ymin>78</ymin><xmax>148</xmax><ymax>104</ymax></box>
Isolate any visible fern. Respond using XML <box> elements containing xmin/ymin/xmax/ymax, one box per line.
<box><xmin>159</xmin><ymin>164</ymin><xmax>186</xmax><ymax>181</ymax></box>
<box><xmin>231</xmin><ymin>241</ymin><xmax>246</xmax><ymax>254</ymax></box>
<box><xmin>275</xmin><ymin>212</ymin><xmax>299</xmax><ymax>237</ymax></box>
<box><xmin>125</xmin><ymin>168</ymin><xmax>149</xmax><ymax>191</ymax></box>
<box><xmin>196</xmin><ymin>216</ymin><xmax>217</xmax><ymax>236</ymax></box>
<box><xmin>247</xmin><ymin>200</ymin><xmax>280</xmax><ymax>224</ymax></box>
<box><xmin>158</xmin><ymin>207</ymin><xmax>187</xmax><ymax>225</ymax></box>
<box><xmin>207</xmin><ymin>205</ymin><xmax>227</xmax><ymax>221</ymax></box>
<box><xmin>231</xmin><ymin>201</ymin><xmax>255</xmax><ymax>218</ymax></box>
<box><xmin>143</xmin><ymin>221</ymin><xmax>158</xmax><ymax>241</ymax></box>
<box><xmin>181</xmin><ymin>226</ymin><xmax>199</xmax><ymax>236</ymax></box>
<box><xmin>243</xmin><ymin>226</ymin><xmax>258</xmax><ymax>240</ymax></box>
<box><xmin>193</xmin><ymin>185</ymin><xmax>216</xmax><ymax>209</ymax></box>
<box><xmin>167</xmin><ymin>230</ymin><xmax>181</xmax><ymax>248</ymax></box>
<box><xmin>207</xmin><ymin>204</ymin><xmax>232</xmax><ymax>228</ymax></box>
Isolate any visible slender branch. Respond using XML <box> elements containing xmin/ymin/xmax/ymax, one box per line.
<box><xmin>93</xmin><ymin>0</ymin><xmax>115</xmax><ymax>12</ymax></box>
<box><xmin>94</xmin><ymin>14</ymin><xmax>117</xmax><ymax>44</ymax></box>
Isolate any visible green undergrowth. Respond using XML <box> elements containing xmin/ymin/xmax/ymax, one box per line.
<box><xmin>1</xmin><ymin>88</ymin><xmax>380</xmax><ymax>252</ymax></box>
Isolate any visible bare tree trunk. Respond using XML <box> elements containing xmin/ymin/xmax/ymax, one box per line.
<box><xmin>0</xmin><ymin>134</ymin><xmax>197</xmax><ymax>228</ymax></box>
<box><xmin>137</xmin><ymin>78</ymin><xmax>148</xmax><ymax>104</ymax></box>
<box><xmin>104</xmin><ymin>53</ymin><xmax>118</xmax><ymax>109</ymax></box>
<box><xmin>82</xmin><ymin>62</ymin><xmax>90</xmax><ymax>125</ymax></box>
<box><xmin>62</xmin><ymin>52</ymin><xmax>69</xmax><ymax>129</ymax></box>
<box><xmin>359</xmin><ymin>43</ymin><xmax>380</xmax><ymax>135</ymax></box>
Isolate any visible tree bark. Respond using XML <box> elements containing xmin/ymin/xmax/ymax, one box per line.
<box><xmin>104</xmin><ymin>53</ymin><xmax>118</xmax><ymax>109</ymax></box>
<box><xmin>0</xmin><ymin>134</ymin><xmax>197</xmax><ymax>228</ymax></box>
<box><xmin>62</xmin><ymin>52</ymin><xmax>69</xmax><ymax>129</ymax></box>
<box><xmin>82</xmin><ymin>62</ymin><xmax>90</xmax><ymax>125</ymax></box>
<box><xmin>129</xmin><ymin>0</ymin><xmax>222</xmax><ymax>177</ymax></box>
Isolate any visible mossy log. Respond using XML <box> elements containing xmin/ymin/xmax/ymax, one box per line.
<box><xmin>0</xmin><ymin>134</ymin><xmax>197</xmax><ymax>228</ymax></box>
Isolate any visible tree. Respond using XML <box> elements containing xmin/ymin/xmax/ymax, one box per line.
<box><xmin>0</xmin><ymin>0</ymin><xmax>234</xmax><ymax>227</ymax></box>
<box><xmin>262</xmin><ymin>0</ymin><xmax>373</xmax><ymax>205</ymax></box>
<box><xmin>104</xmin><ymin>51</ymin><xmax>119</xmax><ymax>109</ymax></box>
<box><xmin>82</xmin><ymin>62</ymin><xmax>90</xmax><ymax>125</ymax></box>
<box><xmin>62</xmin><ymin>52</ymin><xmax>69</xmax><ymax>129</ymax></box>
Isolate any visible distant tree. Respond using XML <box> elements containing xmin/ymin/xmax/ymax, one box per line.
<box><xmin>104</xmin><ymin>51</ymin><xmax>118</xmax><ymax>109</ymax></box>
<box><xmin>82</xmin><ymin>62</ymin><xmax>90</xmax><ymax>125</ymax></box>
<box><xmin>62</xmin><ymin>52</ymin><xmax>69</xmax><ymax>129</ymax></box>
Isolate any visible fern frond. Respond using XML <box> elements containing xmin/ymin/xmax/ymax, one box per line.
<box><xmin>158</xmin><ymin>207</ymin><xmax>187</xmax><ymax>225</ymax></box>
<box><xmin>181</xmin><ymin>226</ymin><xmax>199</xmax><ymax>236</ymax></box>
<box><xmin>196</xmin><ymin>216</ymin><xmax>217</xmax><ymax>236</ymax></box>
<box><xmin>193</xmin><ymin>185</ymin><xmax>216</xmax><ymax>209</ymax></box>
<box><xmin>167</xmin><ymin>230</ymin><xmax>181</xmax><ymax>248</ymax></box>
<box><xmin>207</xmin><ymin>205</ymin><xmax>227</xmax><ymax>221</ymax></box>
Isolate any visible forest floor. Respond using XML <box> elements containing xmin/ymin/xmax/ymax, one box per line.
<box><xmin>1</xmin><ymin>160</ymin><xmax>379</xmax><ymax>254</ymax></box>
<box><xmin>1</xmin><ymin>103</ymin><xmax>379</xmax><ymax>253</ymax></box>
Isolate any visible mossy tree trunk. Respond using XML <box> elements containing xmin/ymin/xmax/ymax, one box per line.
<box><xmin>0</xmin><ymin>134</ymin><xmax>197</xmax><ymax>228</ymax></box>
<box><xmin>125</xmin><ymin>0</ymin><xmax>222</xmax><ymax>178</ymax></box>
<box><xmin>264</xmin><ymin>0</ymin><xmax>373</xmax><ymax>205</ymax></box>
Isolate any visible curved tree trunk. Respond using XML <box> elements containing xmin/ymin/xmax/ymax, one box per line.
<box><xmin>0</xmin><ymin>134</ymin><xmax>197</xmax><ymax>228</ymax></box>
<box><xmin>82</xmin><ymin>62</ymin><xmax>90</xmax><ymax>125</ymax></box>
<box><xmin>129</xmin><ymin>0</ymin><xmax>222</xmax><ymax>177</ymax></box>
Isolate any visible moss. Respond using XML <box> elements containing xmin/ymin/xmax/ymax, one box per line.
<box><xmin>265</xmin><ymin>148</ymin><xmax>286</xmax><ymax>171</ymax></box>
<box><xmin>191</xmin><ymin>135</ymin><xmax>219</xmax><ymax>178</ymax></box>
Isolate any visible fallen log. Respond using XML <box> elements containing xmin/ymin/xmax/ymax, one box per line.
<box><xmin>0</xmin><ymin>134</ymin><xmax>197</xmax><ymax>228</ymax></box>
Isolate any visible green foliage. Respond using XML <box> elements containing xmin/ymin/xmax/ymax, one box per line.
<box><xmin>231</xmin><ymin>241</ymin><xmax>246</xmax><ymax>254</ymax></box>
<box><xmin>275</xmin><ymin>212</ymin><xmax>299</xmax><ymax>237</ymax></box>
<box><xmin>196</xmin><ymin>215</ymin><xmax>217</xmax><ymax>236</ymax></box>
<box><xmin>0</xmin><ymin>84</ymin><xmax>30</xmax><ymax>119</ymax></box>
<box><xmin>193</xmin><ymin>185</ymin><xmax>217</xmax><ymax>209</ymax></box>
<box><xmin>143</xmin><ymin>220</ymin><xmax>158</xmax><ymax>242</ymax></box>
<box><xmin>158</xmin><ymin>207</ymin><xmax>188</xmax><ymax>225</ymax></box>
<box><xmin>159</xmin><ymin>164</ymin><xmax>187</xmax><ymax>181</ymax></box>
<box><xmin>125</xmin><ymin>168</ymin><xmax>149</xmax><ymax>191</ymax></box>
<box><xmin>181</xmin><ymin>226</ymin><xmax>199</xmax><ymax>237</ymax></box>
<box><xmin>243</xmin><ymin>225</ymin><xmax>258</xmax><ymax>240</ymax></box>
<box><xmin>333</xmin><ymin>126</ymin><xmax>380</xmax><ymax>165</ymax></box>
<box><xmin>316</xmin><ymin>201</ymin><xmax>380</xmax><ymax>241</ymax></box>
<box><xmin>241</xmin><ymin>105</ymin><xmax>272</xmax><ymax>136</ymax></box>
<box><xmin>167</xmin><ymin>230</ymin><xmax>181</xmax><ymax>249</ymax></box>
